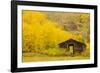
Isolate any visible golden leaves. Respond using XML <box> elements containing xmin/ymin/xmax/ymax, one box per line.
<box><xmin>22</xmin><ymin>11</ymin><xmax>89</xmax><ymax>55</ymax></box>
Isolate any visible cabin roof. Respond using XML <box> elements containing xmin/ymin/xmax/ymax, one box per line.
<box><xmin>59</xmin><ymin>39</ymin><xmax>86</xmax><ymax>46</ymax></box>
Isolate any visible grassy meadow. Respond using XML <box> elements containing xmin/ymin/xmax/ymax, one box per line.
<box><xmin>22</xmin><ymin>10</ymin><xmax>90</xmax><ymax>62</ymax></box>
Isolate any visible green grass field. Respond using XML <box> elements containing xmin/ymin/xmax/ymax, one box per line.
<box><xmin>22</xmin><ymin>53</ymin><xmax>90</xmax><ymax>62</ymax></box>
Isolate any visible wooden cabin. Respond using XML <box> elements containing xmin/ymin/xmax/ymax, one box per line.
<box><xmin>58</xmin><ymin>39</ymin><xmax>86</xmax><ymax>55</ymax></box>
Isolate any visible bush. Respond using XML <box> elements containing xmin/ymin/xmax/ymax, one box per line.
<box><xmin>34</xmin><ymin>48</ymin><xmax>68</xmax><ymax>56</ymax></box>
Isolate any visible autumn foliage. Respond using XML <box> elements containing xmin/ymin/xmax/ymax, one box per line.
<box><xmin>22</xmin><ymin>11</ymin><xmax>90</xmax><ymax>59</ymax></box>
